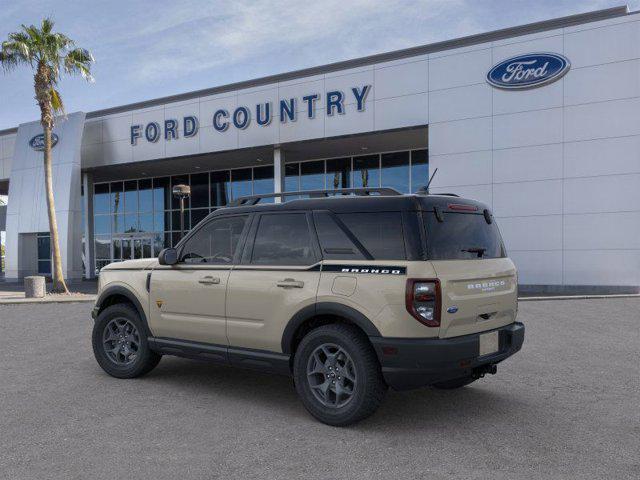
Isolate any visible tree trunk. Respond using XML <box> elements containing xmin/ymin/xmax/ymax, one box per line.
<box><xmin>43</xmin><ymin>123</ymin><xmax>68</xmax><ymax>294</ymax></box>
<box><xmin>35</xmin><ymin>65</ymin><xmax>68</xmax><ymax>294</ymax></box>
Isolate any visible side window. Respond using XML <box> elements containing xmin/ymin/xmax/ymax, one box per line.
<box><xmin>313</xmin><ymin>212</ymin><xmax>366</xmax><ymax>260</ymax></box>
<box><xmin>180</xmin><ymin>215</ymin><xmax>248</xmax><ymax>264</ymax></box>
<box><xmin>337</xmin><ymin>212</ymin><xmax>406</xmax><ymax>260</ymax></box>
<box><xmin>251</xmin><ymin>213</ymin><xmax>315</xmax><ymax>265</ymax></box>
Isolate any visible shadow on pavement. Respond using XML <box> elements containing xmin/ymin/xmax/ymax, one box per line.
<box><xmin>119</xmin><ymin>354</ymin><xmax>534</xmax><ymax>430</ymax></box>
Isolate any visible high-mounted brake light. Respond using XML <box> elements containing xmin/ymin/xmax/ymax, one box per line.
<box><xmin>448</xmin><ymin>203</ymin><xmax>478</xmax><ymax>212</ymax></box>
<box><xmin>406</xmin><ymin>279</ymin><xmax>441</xmax><ymax>327</ymax></box>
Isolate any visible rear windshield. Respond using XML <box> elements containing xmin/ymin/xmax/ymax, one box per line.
<box><xmin>423</xmin><ymin>212</ymin><xmax>506</xmax><ymax>260</ymax></box>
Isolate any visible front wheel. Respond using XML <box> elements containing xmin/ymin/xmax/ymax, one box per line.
<box><xmin>92</xmin><ymin>303</ymin><xmax>161</xmax><ymax>379</ymax></box>
<box><xmin>293</xmin><ymin>324</ymin><xmax>387</xmax><ymax>426</ymax></box>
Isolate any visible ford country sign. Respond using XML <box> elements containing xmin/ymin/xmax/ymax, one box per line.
<box><xmin>29</xmin><ymin>133</ymin><xmax>59</xmax><ymax>151</ymax></box>
<box><xmin>487</xmin><ymin>53</ymin><xmax>570</xmax><ymax>90</ymax></box>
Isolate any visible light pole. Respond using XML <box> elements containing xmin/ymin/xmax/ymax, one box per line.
<box><xmin>172</xmin><ymin>184</ymin><xmax>191</xmax><ymax>239</ymax></box>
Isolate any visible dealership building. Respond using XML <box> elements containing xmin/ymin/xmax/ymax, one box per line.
<box><xmin>0</xmin><ymin>5</ymin><xmax>639</xmax><ymax>293</ymax></box>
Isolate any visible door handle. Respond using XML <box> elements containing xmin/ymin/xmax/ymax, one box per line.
<box><xmin>276</xmin><ymin>278</ymin><xmax>305</xmax><ymax>288</ymax></box>
<box><xmin>199</xmin><ymin>276</ymin><xmax>221</xmax><ymax>285</ymax></box>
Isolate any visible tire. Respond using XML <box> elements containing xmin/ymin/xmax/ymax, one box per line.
<box><xmin>293</xmin><ymin>324</ymin><xmax>387</xmax><ymax>426</ymax></box>
<box><xmin>92</xmin><ymin>303</ymin><xmax>161</xmax><ymax>379</ymax></box>
<box><xmin>432</xmin><ymin>376</ymin><xmax>476</xmax><ymax>390</ymax></box>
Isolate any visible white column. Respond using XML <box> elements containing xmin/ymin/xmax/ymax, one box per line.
<box><xmin>273</xmin><ymin>147</ymin><xmax>286</xmax><ymax>203</ymax></box>
<box><xmin>82</xmin><ymin>172</ymin><xmax>95</xmax><ymax>279</ymax></box>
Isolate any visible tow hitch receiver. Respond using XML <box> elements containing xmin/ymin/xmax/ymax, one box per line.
<box><xmin>472</xmin><ymin>364</ymin><xmax>497</xmax><ymax>379</ymax></box>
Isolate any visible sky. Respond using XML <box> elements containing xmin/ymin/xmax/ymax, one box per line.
<box><xmin>0</xmin><ymin>0</ymin><xmax>639</xmax><ymax>130</ymax></box>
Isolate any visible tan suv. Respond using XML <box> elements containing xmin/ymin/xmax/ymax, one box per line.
<box><xmin>91</xmin><ymin>188</ymin><xmax>524</xmax><ymax>426</ymax></box>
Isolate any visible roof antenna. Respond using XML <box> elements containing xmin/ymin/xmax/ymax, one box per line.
<box><xmin>417</xmin><ymin>167</ymin><xmax>438</xmax><ymax>195</ymax></box>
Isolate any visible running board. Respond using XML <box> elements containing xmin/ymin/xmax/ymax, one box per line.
<box><xmin>148</xmin><ymin>337</ymin><xmax>291</xmax><ymax>376</ymax></box>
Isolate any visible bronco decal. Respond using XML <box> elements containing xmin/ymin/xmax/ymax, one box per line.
<box><xmin>322</xmin><ymin>265</ymin><xmax>407</xmax><ymax>275</ymax></box>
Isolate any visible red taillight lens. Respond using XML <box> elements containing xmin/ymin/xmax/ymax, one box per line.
<box><xmin>406</xmin><ymin>279</ymin><xmax>441</xmax><ymax>327</ymax></box>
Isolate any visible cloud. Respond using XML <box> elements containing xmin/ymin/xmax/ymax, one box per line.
<box><xmin>105</xmin><ymin>0</ymin><xmax>470</xmax><ymax>83</ymax></box>
<box><xmin>2</xmin><ymin>0</ymin><xmax>640</xmax><ymax>130</ymax></box>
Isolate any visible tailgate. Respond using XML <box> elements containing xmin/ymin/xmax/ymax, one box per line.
<box><xmin>432</xmin><ymin>258</ymin><xmax>518</xmax><ymax>338</ymax></box>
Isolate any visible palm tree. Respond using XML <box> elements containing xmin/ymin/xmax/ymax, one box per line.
<box><xmin>0</xmin><ymin>18</ymin><xmax>93</xmax><ymax>293</ymax></box>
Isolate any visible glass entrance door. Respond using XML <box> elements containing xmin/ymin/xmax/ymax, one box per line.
<box><xmin>112</xmin><ymin>235</ymin><xmax>155</xmax><ymax>262</ymax></box>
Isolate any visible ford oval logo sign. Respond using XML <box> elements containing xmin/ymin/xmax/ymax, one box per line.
<box><xmin>29</xmin><ymin>133</ymin><xmax>59</xmax><ymax>151</ymax></box>
<box><xmin>487</xmin><ymin>53</ymin><xmax>570</xmax><ymax>90</ymax></box>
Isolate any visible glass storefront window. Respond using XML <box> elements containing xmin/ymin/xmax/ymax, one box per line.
<box><xmin>285</xmin><ymin>163</ymin><xmax>299</xmax><ymax>192</ymax></box>
<box><xmin>112</xmin><ymin>214</ymin><xmax>124</xmax><ymax>234</ymax></box>
<box><xmin>95</xmin><ymin>235</ymin><xmax>110</xmax><ymax>259</ymax></box>
<box><xmin>253</xmin><ymin>166</ymin><xmax>274</xmax><ymax>200</ymax></box>
<box><xmin>353</xmin><ymin>155</ymin><xmax>380</xmax><ymax>189</ymax></box>
<box><xmin>90</xmin><ymin>150</ymin><xmax>427</xmax><ymax>272</ymax></box>
<box><xmin>211</xmin><ymin>171</ymin><xmax>230</xmax><ymax>207</ymax></box>
<box><xmin>138</xmin><ymin>179</ymin><xmax>153</xmax><ymax>213</ymax></box>
<box><xmin>153</xmin><ymin>211</ymin><xmax>167</xmax><ymax>232</ymax></box>
<box><xmin>172</xmin><ymin>232</ymin><xmax>182</xmax><ymax>247</ymax></box>
<box><xmin>153</xmin><ymin>233</ymin><xmax>166</xmax><ymax>255</ymax></box>
<box><xmin>381</xmin><ymin>151</ymin><xmax>410</xmax><ymax>193</ymax></box>
<box><xmin>326</xmin><ymin>158</ymin><xmax>351</xmax><ymax>191</ymax></box>
<box><xmin>153</xmin><ymin>177</ymin><xmax>170</xmax><ymax>212</ymax></box>
<box><xmin>124</xmin><ymin>214</ymin><xmax>138</xmax><ymax>233</ymax></box>
<box><xmin>139</xmin><ymin>214</ymin><xmax>153</xmax><ymax>232</ymax></box>
<box><xmin>411</xmin><ymin>149</ymin><xmax>429</xmax><ymax>192</ymax></box>
<box><xmin>94</xmin><ymin>183</ymin><xmax>110</xmax><ymax>214</ymax></box>
<box><xmin>121</xmin><ymin>239</ymin><xmax>132</xmax><ymax>260</ymax></box>
<box><xmin>172</xmin><ymin>210</ymin><xmax>190</xmax><ymax>232</ymax></box>
<box><xmin>94</xmin><ymin>215</ymin><xmax>111</xmax><ymax>235</ymax></box>
<box><xmin>231</xmin><ymin>168</ymin><xmax>252</xmax><ymax>199</ymax></box>
<box><xmin>190</xmin><ymin>173</ymin><xmax>209</xmax><ymax>209</ymax></box>
<box><xmin>111</xmin><ymin>182</ymin><xmax>123</xmax><ymax>216</ymax></box>
<box><xmin>124</xmin><ymin>180</ymin><xmax>138</xmax><ymax>213</ymax></box>
<box><xmin>301</xmin><ymin>160</ymin><xmax>324</xmax><ymax>191</ymax></box>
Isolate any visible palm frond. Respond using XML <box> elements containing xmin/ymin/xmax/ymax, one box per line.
<box><xmin>41</xmin><ymin>17</ymin><xmax>55</xmax><ymax>35</ymax></box>
<box><xmin>1</xmin><ymin>17</ymin><xmax>95</xmax><ymax>113</ymax></box>
<box><xmin>50</xmin><ymin>87</ymin><xmax>64</xmax><ymax>114</ymax></box>
<box><xmin>64</xmin><ymin>47</ymin><xmax>94</xmax><ymax>82</ymax></box>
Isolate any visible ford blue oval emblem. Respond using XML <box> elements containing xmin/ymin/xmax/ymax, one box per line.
<box><xmin>29</xmin><ymin>133</ymin><xmax>59</xmax><ymax>151</ymax></box>
<box><xmin>447</xmin><ymin>306</ymin><xmax>458</xmax><ymax>314</ymax></box>
<box><xmin>487</xmin><ymin>53</ymin><xmax>570</xmax><ymax>90</ymax></box>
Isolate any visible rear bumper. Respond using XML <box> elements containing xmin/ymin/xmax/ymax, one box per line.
<box><xmin>370</xmin><ymin>322</ymin><xmax>525</xmax><ymax>390</ymax></box>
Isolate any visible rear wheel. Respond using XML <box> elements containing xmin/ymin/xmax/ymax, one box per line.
<box><xmin>293</xmin><ymin>324</ymin><xmax>387</xmax><ymax>426</ymax></box>
<box><xmin>92</xmin><ymin>303</ymin><xmax>161</xmax><ymax>379</ymax></box>
<box><xmin>432</xmin><ymin>376</ymin><xmax>476</xmax><ymax>389</ymax></box>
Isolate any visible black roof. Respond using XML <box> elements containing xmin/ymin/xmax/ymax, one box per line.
<box><xmin>210</xmin><ymin>194</ymin><xmax>489</xmax><ymax>217</ymax></box>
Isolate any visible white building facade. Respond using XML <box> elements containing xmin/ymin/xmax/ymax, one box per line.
<box><xmin>0</xmin><ymin>6</ymin><xmax>639</xmax><ymax>293</ymax></box>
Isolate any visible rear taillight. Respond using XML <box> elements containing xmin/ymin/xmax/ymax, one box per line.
<box><xmin>406</xmin><ymin>279</ymin><xmax>441</xmax><ymax>327</ymax></box>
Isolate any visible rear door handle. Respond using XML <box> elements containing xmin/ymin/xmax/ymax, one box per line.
<box><xmin>199</xmin><ymin>276</ymin><xmax>221</xmax><ymax>285</ymax></box>
<box><xmin>276</xmin><ymin>278</ymin><xmax>305</xmax><ymax>288</ymax></box>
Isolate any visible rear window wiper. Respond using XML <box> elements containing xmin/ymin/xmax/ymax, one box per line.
<box><xmin>461</xmin><ymin>247</ymin><xmax>486</xmax><ymax>258</ymax></box>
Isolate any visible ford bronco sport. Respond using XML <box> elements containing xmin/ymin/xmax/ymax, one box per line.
<box><xmin>91</xmin><ymin>188</ymin><xmax>524</xmax><ymax>426</ymax></box>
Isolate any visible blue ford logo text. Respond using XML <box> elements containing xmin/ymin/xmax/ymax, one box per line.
<box><xmin>29</xmin><ymin>133</ymin><xmax>59</xmax><ymax>151</ymax></box>
<box><xmin>487</xmin><ymin>53</ymin><xmax>570</xmax><ymax>90</ymax></box>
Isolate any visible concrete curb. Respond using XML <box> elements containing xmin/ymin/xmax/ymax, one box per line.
<box><xmin>0</xmin><ymin>295</ymin><xmax>96</xmax><ymax>305</ymax></box>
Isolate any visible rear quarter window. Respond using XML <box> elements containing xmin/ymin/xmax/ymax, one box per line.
<box><xmin>423</xmin><ymin>212</ymin><xmax>506</xmax><ymax>260</ymax></box>
<box><xmin>337</xmin><ymin>212</ymin><xmax>406</xmax><ymax>260</ymax></box>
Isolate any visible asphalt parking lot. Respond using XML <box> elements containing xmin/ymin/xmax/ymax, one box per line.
<box><xmin>1</xmin><ymin>298</ymin><xmax>638</xmax><ymax>479</ymax></box>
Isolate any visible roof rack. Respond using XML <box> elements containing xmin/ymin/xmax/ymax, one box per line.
<box><xmin>228</xmin><ymin>187</ymin><xmax>401</xmax><ymax>207</ymax></box>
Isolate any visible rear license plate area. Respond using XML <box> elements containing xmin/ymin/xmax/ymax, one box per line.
<box><xmin>479</xmin><ymin>331</ymin><xmax>499</xmax><ymax>356</ymax></box>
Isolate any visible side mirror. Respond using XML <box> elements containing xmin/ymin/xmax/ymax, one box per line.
<box><xmin>158</xmin><ymin>248</ymin><xmax>178</xmax><ymax>266</ymax></box>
